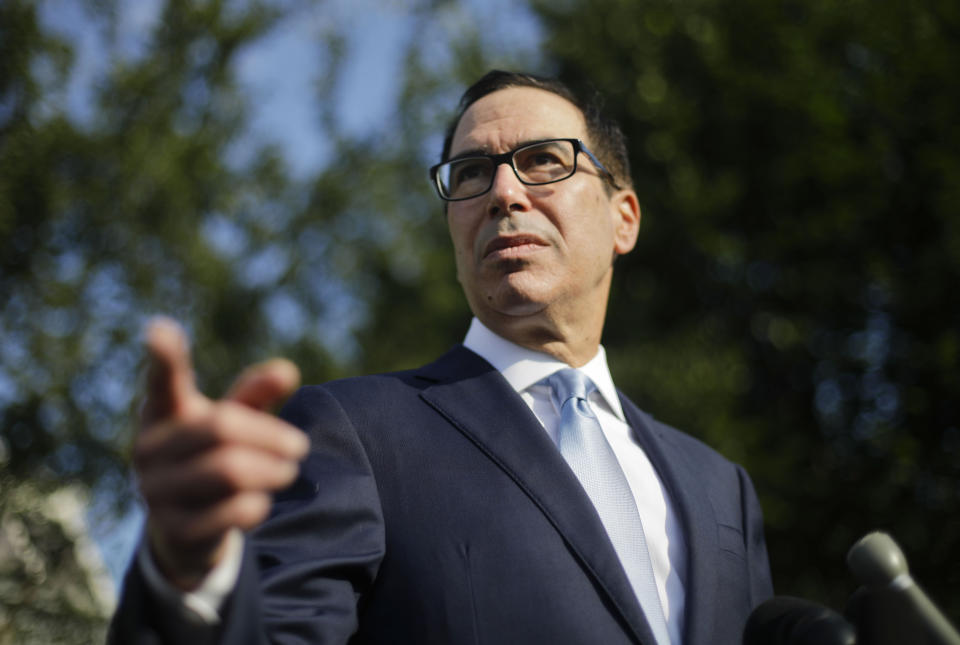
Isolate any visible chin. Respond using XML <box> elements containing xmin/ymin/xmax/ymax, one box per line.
<box><xmin>461</xmin><ymin>266</ymin><xmax>560</xmax><ymax>317</ymax></box>
<box><xmin>496</xmin><ymin>299</ymin><xmax>549</xmax><ymax>318</ymax></box>
<box><xmin>485</xmin><ymin>278</ymin><xmax>555</xmax><ymax>318</ymax></box>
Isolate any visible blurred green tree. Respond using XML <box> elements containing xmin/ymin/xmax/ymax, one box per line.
<box><xmin>1</xmin><ymin>0</ymin><xmax>309</xmax><ymax>638</ymax></box>
<box><xmin>532</xmin><ymin>0</ymin><xmax>960</xmax><ymax>617</ymax></box>
<box><xmin>1</xmin><ymin>0</ymin><xmax>307</xmax><ymax>503</ymax></box>
<box><xmin>0</xmin><ymin>0</ymin><xmax>537</xmax><ymax>637</ymax></box>
<box><xmin>0</xmin><ymin>0</ymin><xmax>542</xmax><ymax>499</ymax></box>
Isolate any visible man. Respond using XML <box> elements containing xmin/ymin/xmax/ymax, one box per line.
<box><xmin>112</xmin><ymin>70</ymin><xmax>773</xmax><ymax>644</ymax></box>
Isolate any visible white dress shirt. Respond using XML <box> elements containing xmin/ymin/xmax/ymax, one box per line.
<box><xmin>140</xmin><ymin>318</ymin><xmax>688</xmax><ymax>643</ymax></box>
<box><xmin>463</xmin><ymin>318</ymin><xmax>687</xmax><ymax>645</ymax></box>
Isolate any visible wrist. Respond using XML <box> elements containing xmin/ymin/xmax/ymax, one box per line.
<box><xmin>146</xmin><ymin>522</ymin><xmax>230</xmax><ymax>591</ymax></box>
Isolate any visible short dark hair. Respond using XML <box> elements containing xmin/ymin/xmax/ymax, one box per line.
<box><xmin>440</xmin><ymin>70</ymin><xmax>633</xmax><ymax>190</ymax></box>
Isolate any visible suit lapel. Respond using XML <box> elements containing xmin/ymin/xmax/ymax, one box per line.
<box><xmin>620</xmin><ymin>396</ymin><xmax>721</xmax><ymax>645</ymax></box>
<box><xmin>416</xmin><ymin>346</ymin><xmax>657</xmax><ymax>645</ymax></box>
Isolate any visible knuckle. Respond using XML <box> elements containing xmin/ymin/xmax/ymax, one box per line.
<box><xmin>204</xmin><ymin>404</ymin><xmax>229</xmax><ymax>441</ymax></box>
<box><xmin>206</xmin><ymin>400</ymin><xmax>244</xmax><ymax>442</ymax></box>
<box><xmin>208</xmin><ymin>449</ymin><xmax>249</xmax><ymax>492</ymax></box>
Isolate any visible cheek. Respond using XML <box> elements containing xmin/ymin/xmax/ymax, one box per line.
<box><xmin>448</xmin><ymin>206</ymin><xmax>493</xmax><ymax>260</ymax></box>
<box><xmin>447</xmin><ymin>218</ymin><xmax>475</xmax><ymax>277</ymax></box>
<box><xmin>569</xmin><ymin>204</ymin><xmax>618</xmax><ymax>265</ymax></box>
<box><xmin>446</xmin><ymin>212</ymin><xmax>467</xmax><ymax>250</ymax></box>
<box><xmin>558</xmin><ymin>195</ymin><xmax>609</xmax><ymax>245</ymax></box>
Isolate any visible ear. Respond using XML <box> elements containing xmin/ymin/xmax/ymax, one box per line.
<box><xmin>609</xmin><ymin>189</ymin><xmax>641</xmax><ymax>256</ymax></box>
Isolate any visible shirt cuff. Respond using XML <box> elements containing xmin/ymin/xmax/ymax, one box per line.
<box><xmin>137</xmin><ymin>528</ymin><xmax>244</xmax><ymax>625</ymax></box>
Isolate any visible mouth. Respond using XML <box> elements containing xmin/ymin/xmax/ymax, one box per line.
<box><xmin>482</xmin><ymin>234</ymin><xmax>549</xmax><ymax>260</ymax></box>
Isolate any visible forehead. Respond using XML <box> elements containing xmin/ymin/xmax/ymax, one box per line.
<box><xmin>450</xmin><ymin>86</ymin><xmax>587</xmax><ymax>156</ymax></box>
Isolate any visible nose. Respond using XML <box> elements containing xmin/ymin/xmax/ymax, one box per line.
<box><xmin>486</xmin><ymin>161</ymin><xmax>531</xmax><ymax>217</ymax></box>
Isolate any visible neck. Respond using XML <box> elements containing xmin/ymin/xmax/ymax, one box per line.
<box><xmin>475</xmin><ymin>289</ymin><xmax>609</xmax><ymax>368</ymax></box>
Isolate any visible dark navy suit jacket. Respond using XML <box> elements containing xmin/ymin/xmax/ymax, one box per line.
<box><xmin>112</xmin><ymin>345</ymin><xmax>773</xmax><ymax>644</ymax></box>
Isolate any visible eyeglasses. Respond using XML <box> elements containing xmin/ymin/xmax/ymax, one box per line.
<box><xmin>429</xmin><ymin>138</ymin><xmax>621</xmax><ymax>201</ymax></box>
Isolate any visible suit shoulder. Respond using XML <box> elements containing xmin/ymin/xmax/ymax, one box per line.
<box><xmin>288</xmin><ymin>344</ymin><xmax>491</xmax><ymax>410</ymax></box>
<box><xmin>282</xmin><ymin>370</ymin><xmax>422</xmax><ymax>419</ymax></box>
<box><xmin>622</xmin><ymin>396</ymin><xmax>736</xmax><ymax>468</ymax></box>
<box><xmin>652</xmin><ymin>415</ymin><xmax>734</xmax><ymax>466</ymax></box>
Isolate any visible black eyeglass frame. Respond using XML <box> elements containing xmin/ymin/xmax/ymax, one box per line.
<box><xmin>429</xmin><ymin>138</ymin><xmax>622</xmax><ymax>202</ymax></box>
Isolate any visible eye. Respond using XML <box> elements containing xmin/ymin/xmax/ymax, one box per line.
<box><xmin>515</xmin><ymin>141</ymin><xmax>574</xmax><ymax>181</ymax></box>
<box><xmin>518</xmin><ymin>148</ymin><xmax>564</xmax><ymax>171</ymax></box>
<box><xmin>451</xmin><ymin>159</ymin><xmax>490</xmax><ymax>186</ymax></box>
<box><xmin>528</xmin><ymin>151</ymin><xmax>563</xmax><ymax>167</ymax></box>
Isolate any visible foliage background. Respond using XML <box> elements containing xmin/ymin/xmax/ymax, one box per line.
<box><xmin>1</xmin><ymin>0</ymin><xmax>957</xmax><ymax>639</ymax></box>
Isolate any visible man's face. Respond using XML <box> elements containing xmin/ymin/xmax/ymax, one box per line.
<box><xmin>446</xmin><ymin>86</ymin><xmax>639</xmax><ymax>326</ymax></box>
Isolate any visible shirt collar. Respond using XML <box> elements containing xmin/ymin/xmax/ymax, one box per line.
<box><xmin>462</xmin><ymin>317</ymin><xmax>626</xmax><ymax>421</ymax></box>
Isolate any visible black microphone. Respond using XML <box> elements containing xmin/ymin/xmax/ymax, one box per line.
<box><xmin>743</xmin><ymin>596</ymin><xmax>857</xmax><ymax>645</ymax></box>
<box><xmin>847</xmin><ymin>531</ymin><xmax>960</xmax><ymax>645</ymax></box>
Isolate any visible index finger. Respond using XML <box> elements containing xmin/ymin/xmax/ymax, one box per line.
<box><xmin>141</xmin><ymin>317</ymin><xmax>198</xmax><ymax>426</ymax></box>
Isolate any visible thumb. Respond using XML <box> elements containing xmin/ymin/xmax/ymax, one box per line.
<box><xmin>141</xmin><ymin>317</ymin><xmax>198</xmax><ymax>425</ymax></box>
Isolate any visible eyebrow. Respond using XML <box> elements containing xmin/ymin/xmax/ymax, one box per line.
<box><xmin>447</xmin><ymin>138</ymin><xmax>564</xmax><ymax>162</ymax></box>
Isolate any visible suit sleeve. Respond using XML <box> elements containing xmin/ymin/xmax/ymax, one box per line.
<box><xmin>109</xmin><ymin>385</ymin><xmax>386</xmax><ymax>645</ymax></box>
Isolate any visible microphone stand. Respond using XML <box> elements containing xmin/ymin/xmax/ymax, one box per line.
<box><xmin>846</xmin><ymin>532</ymin><xmax>960</xmax><ymax>645</ymax></box>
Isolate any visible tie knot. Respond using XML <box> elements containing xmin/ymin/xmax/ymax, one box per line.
<box><xmin>546</xmin><ymin>368</ymin><xmax>596</xmax><ymax>408</ymax></box>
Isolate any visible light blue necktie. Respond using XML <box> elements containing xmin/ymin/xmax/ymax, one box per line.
<box><xmin>546</xmin><ymin>368</ymin><xmax>671</xmax><ymax>645</ymax></box>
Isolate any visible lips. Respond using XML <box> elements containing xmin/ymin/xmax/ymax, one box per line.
<box><xmin>482</xmin><ymin>234</ymin><xmax>549</xmax><ymax>259</ymax></box>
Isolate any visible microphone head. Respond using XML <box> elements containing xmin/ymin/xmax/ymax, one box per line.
<box><xmin>743</xmin><ymin>596</ymin><xmax>857</xmax><ymax>645</ymax></box>
<box><xmin>846</xmin><ymin>531</ymin><xmax>908</xmax><ymax>587</ymax></box>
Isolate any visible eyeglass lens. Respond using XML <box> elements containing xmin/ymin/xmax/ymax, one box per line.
<box><xmin>439</xmin><ymin>140</ymin><xmax>577</xmax><ymax>200</ymax></box>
